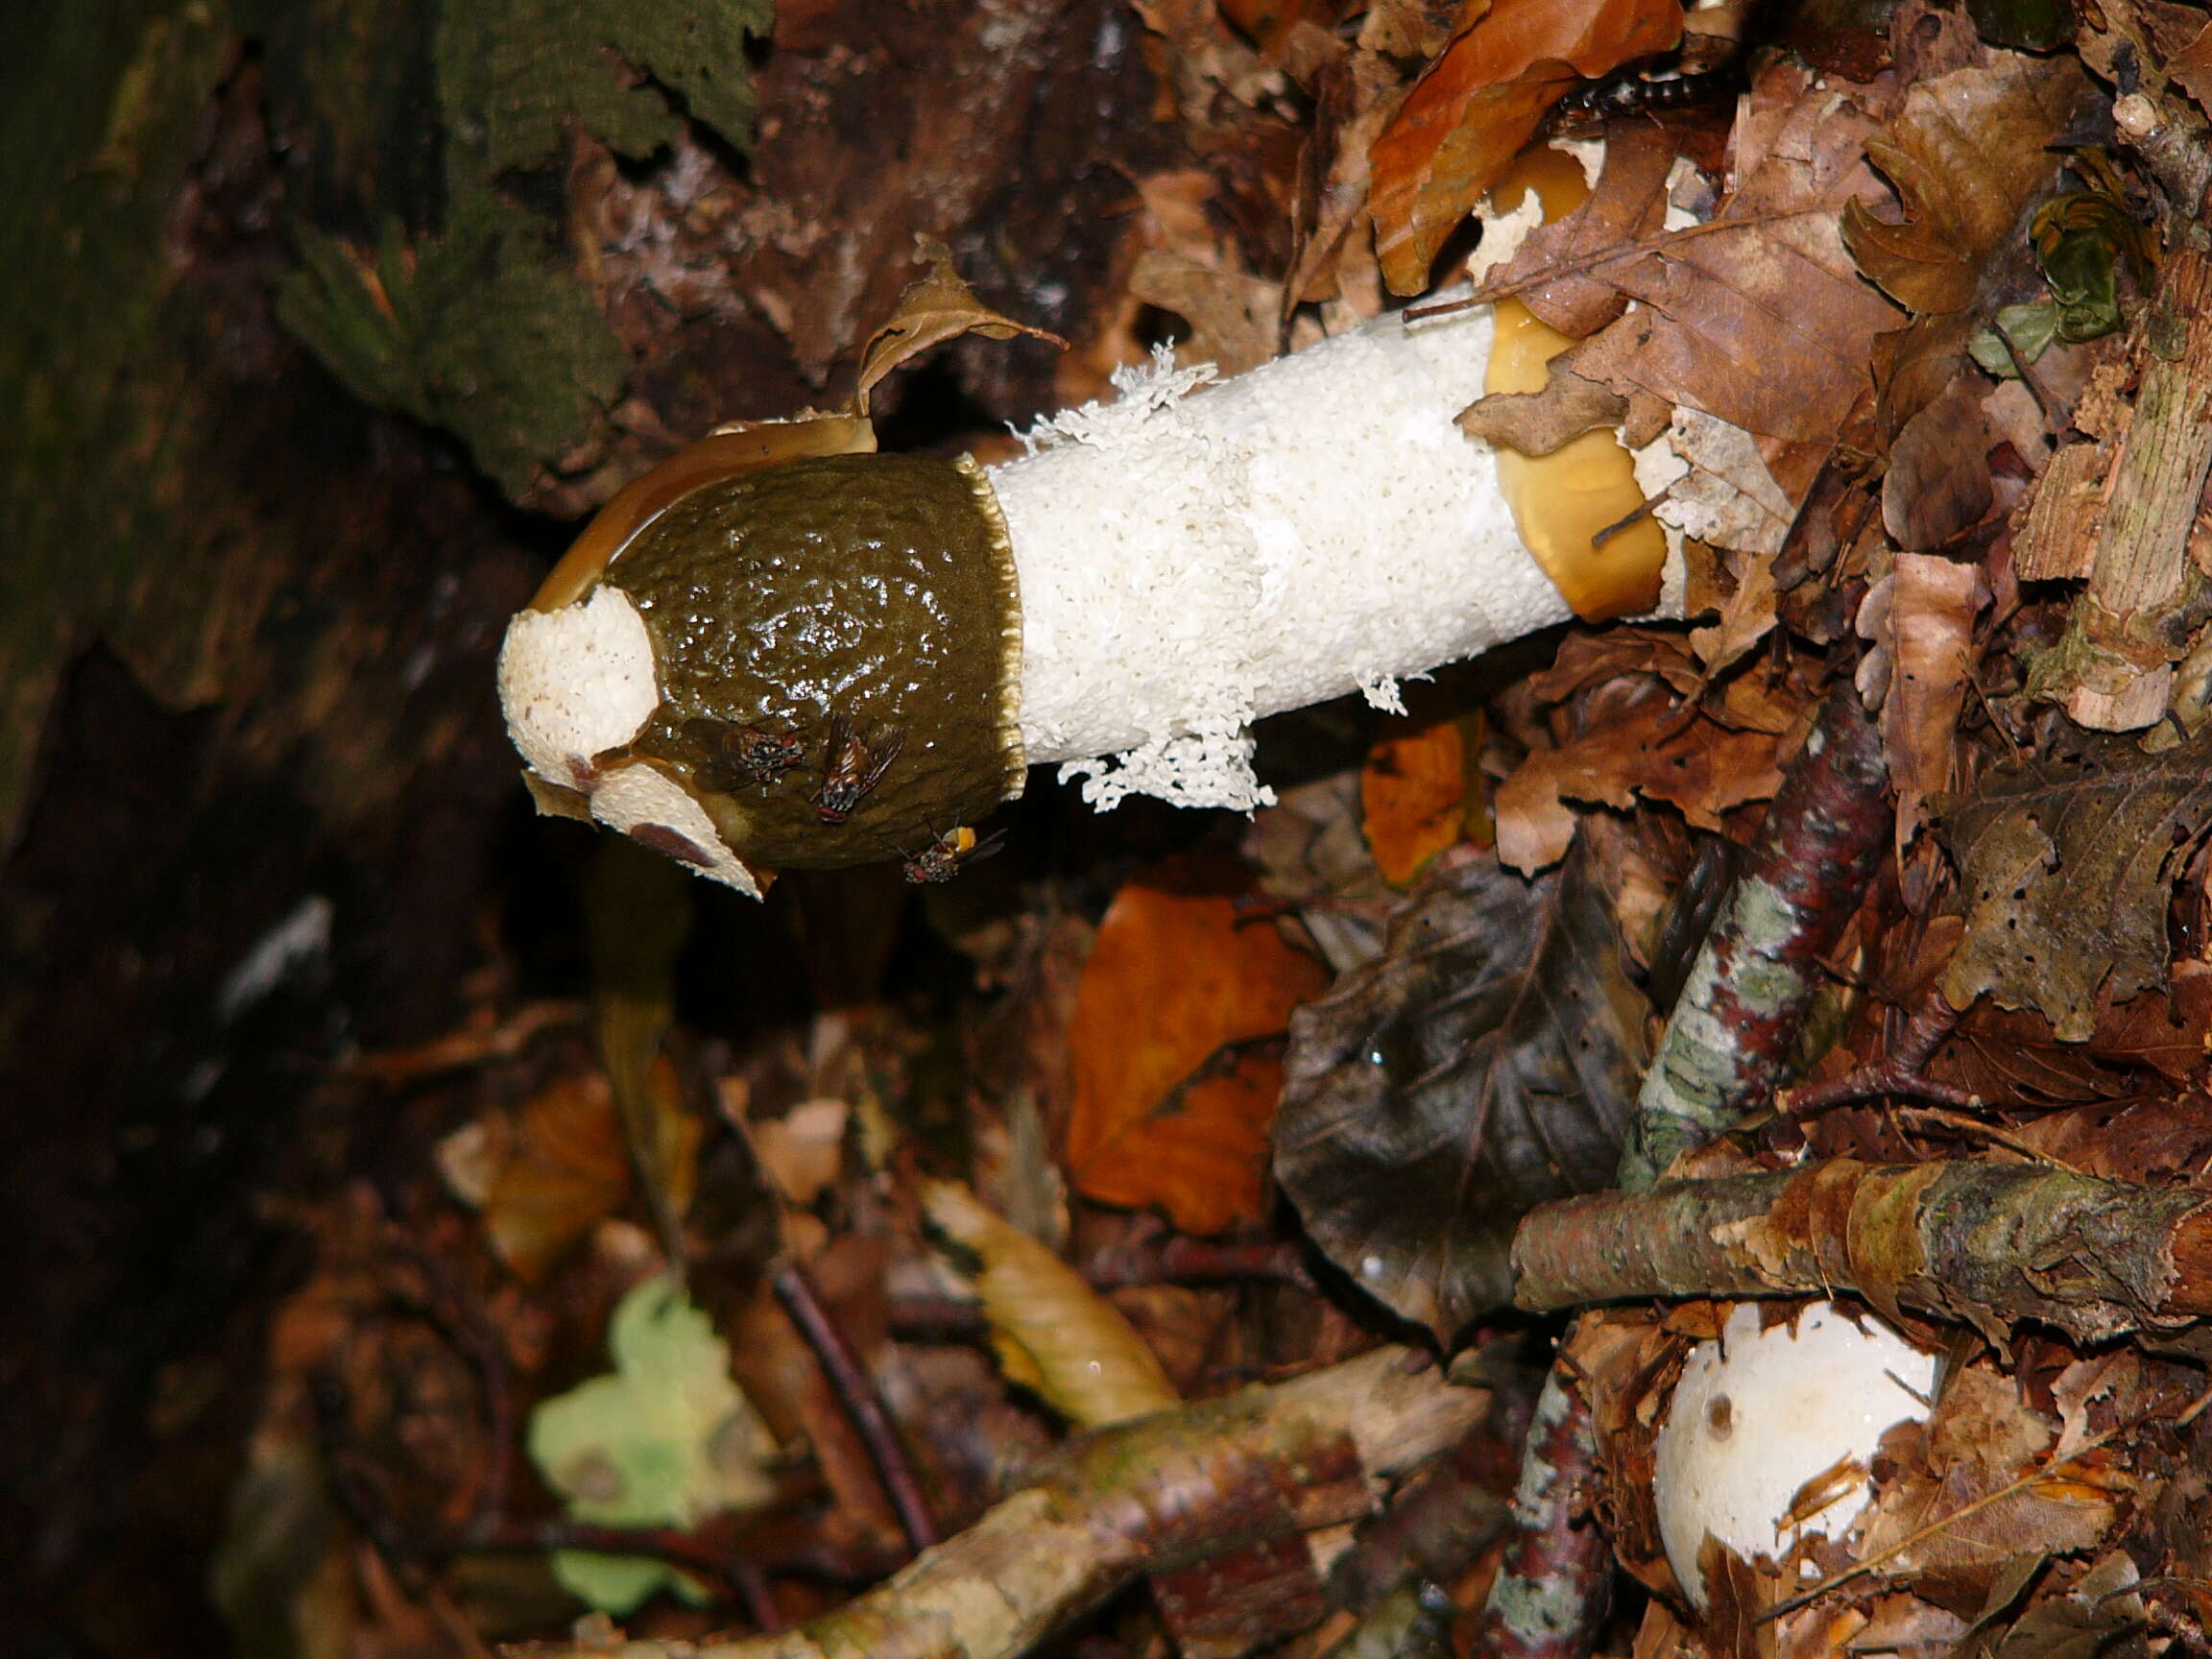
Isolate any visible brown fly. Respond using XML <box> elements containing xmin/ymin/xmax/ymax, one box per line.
<box><xmin>684</xmin><ymin>717</ymin><xmax>807</xmax><ymax>791</ymax></box>
<box><xmin>813</xmin><ymin>715</ymin><xmax>905</xmax><ymax>823</ymax></box>
<box><xmin>899</xmin><ymin>825</ymin><xmax>1006</xmax><ymax>884</ymax></box>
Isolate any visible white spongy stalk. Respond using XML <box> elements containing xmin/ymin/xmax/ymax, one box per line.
<box><xmin>987</xmin><ymin>306</ymin><xmax>1569</xmax><ymax>812</ymax></box>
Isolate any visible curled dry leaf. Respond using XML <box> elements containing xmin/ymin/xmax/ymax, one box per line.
<box><xmin>1853</xmin><ymin>1365</ymin><xmax>2125</xmax><ymax>1603</ymax></box>
<box><xmin>921</xmin><ymin>1179</ymin><xmax>1179</xmax><ymax>1427</ymax></box>
<box><xmin>1939</xmin><ymin>725</ymin><xmax>2212</xmax><ymax>1041</ymax></box>
<box><xmin>1368</xmin><ymin>0</ymin><xmax>1684</xmax><ymax>295</ymax></box>
<box><xmin>1842</xmin><ymin>52</ymin><xmax>2096</xmax><ymax>319</ymax></box>
<box><xmin>1867</xmin><ymin>551</ymin><xmax>1987</xmax><ymax>848</ymax></box>
<box><xmin>1474</xmin><ymin>121</ymin><xmax>1680</xmax><ymax>338</ymax></box>
<box><xmin>1493</xmin><ymin>674</ymin><xmax>1788</xmax><ymax>874</ymax></box>
<box><xmin>1273</xmin><ymin>841</ymin><xmax>1647</xmax><ymax>1343</ymax></box>
<box><xmin>855</xmin><ymin>234</ymin><xmax>1067</xmax><ymax>414</ymax></box>
<box><xmin>1065</xmin><ymin>853</ymin><xmax>1331</xmax><ymax>1237</ymax></box>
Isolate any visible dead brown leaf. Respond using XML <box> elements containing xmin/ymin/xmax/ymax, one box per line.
<box><xmin>1843</xmin><ymin>53</ymin><xmax>2095</xmax><ymax>318</ymax></box>
<box><xmin>1368</xmin><ymin>0</ymin><xmax>1684</xmax><ymax>295</ymax></box>
<box><xmin>1480</xmin><ymin>121</ymin><xmax>1679</xmax><ymax>338</ymax></box>
<box><xmin>1127</xmin><ymin>251</ymin><xmax>1282</xmax><ymax>373</ymax></box>
<box><xmin>1688</xmin><ymin>546</ymin><xmax>1782</xmax><ymax>675</ymax></box>
<box><xmin>1870</xmin><ymin>552</ymin><xmax>1988</xmax><ymax>846</ymax></box>
<box><xmin>1883</xmin><ymin>374</ymin><xmax>1998</xmax><ymax>551</ymax></box>
<box><xmin>1495</xmin><ymin>675</ymin><xmax>1787</xmax><ymax>872</ymax></box>
<box><xmin>1857</xmin><ymin>1366</ymin><xmax>2124</xmax><ymax>1610</ymax></box>
<box><xmin>1458</xmin><ymin>351</ymin><xmax>1630</xmax><ymax>455</ymax></box>
<box><xmin>1940</xmin><ymin>725</ymin><xmax>2212</xmax><ymax>1041</ymax></box>
<box><xmin>1570</xmin><ymin>58</ymin><xmax>1905</xmax><ymax>442</ymax></box>
<box><xmin>855</xmin><ymin>234</ymin><xmax>1066</xmax><ymax>414</ymax></box>
<box><xmin>480</xmin><ymin>1070</ymin><xmax>633</xmax><ymax>1284</ymax></box>
<box><xmin>1361</xmin><ymin>709</ymin><xmax>1476</xmax><ymax>887</ymax></box>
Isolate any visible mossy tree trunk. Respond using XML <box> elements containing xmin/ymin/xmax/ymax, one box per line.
<box><xmin>0</xmin><ymin>0</ymin><xmax>1160</xmax><ymax>1647</ymax></box>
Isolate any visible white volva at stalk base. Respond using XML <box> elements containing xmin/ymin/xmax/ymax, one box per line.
<box><xmin>1652</xmin><ymin>1301</ymin><xmax>1937</xmax><ymax>1610</ymax></box>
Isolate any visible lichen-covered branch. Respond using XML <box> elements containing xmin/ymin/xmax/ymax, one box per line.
<box><xmin>508</xmin><ymin>1348</ymin><xmax>1486</xmax><ymax>1659</ymax></box>
<box><xmin>1467</xmin><ymin>1367</ymin><xmax>1612</xmax><ymax>1659</ymax></box>
<box><xmin>1616</xmin><ymin>689</ymin><xmax>1890</xmax><ymax>1189</ymax></box>
<box><xmin>1512</xmin><ymin>1158</ymin><xmax>2212</xmax><ymax>1348</ymax></box>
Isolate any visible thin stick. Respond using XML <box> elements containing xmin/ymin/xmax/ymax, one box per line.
<box><xmin>773</xmin><ymin>1258</ymin><xmax>941</xmax><ymax>1551</ymax></box>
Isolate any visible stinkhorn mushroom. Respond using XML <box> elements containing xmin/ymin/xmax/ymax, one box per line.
<box><xmin>496</xmin><ymin>145</ymin><xmax>1680</xmax><ymax>894</ymax></box>
<box><xmin>1651</xmin><ymin>1301</ymin><xmax>1938</xmax><ymax>1611</ymax></box>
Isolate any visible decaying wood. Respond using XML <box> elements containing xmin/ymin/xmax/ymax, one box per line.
<box><xmin>511</xmin><ymin>1349</ymin><xmax>1486</xmax><ymax>1659</ymax></box>
<box><xmin>2037</xmin><ymin>249</ymin><xmax>2212</xmax><ymax>730</ymax></box>
<box><xmin>1616</xmin><ymin>689</ymin><xmax>1891</xmax><ymax>1189</ymax></box>
<box><xmin>1512</xmin><ymin>1158</ymin><xmax>2212</xmax><ymax>1349</ymax></box>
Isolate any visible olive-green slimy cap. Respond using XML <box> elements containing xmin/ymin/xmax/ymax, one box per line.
<box><xmin>589</xmin><ymin>451</ymin><xmax>1025</xmax><ymax>872</ymax></box>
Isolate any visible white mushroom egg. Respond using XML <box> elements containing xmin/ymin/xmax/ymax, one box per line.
<box><xmin>1653</xmin><ymin>1300</ymin><xmax>1938</xmax><ymax>1610</ymax></box>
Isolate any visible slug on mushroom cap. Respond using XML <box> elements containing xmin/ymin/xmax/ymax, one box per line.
<box><xmin>496</xmin><ymin>141</ymin><xmax>1682</xmax><ymax>892</ymax></box>
<box><xmin>1652</xmin><ymin>1301</ymin><xmax>1938</xmax><ymax>1612</ymax></box>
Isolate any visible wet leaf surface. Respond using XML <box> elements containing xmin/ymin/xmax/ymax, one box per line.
<box><xmin>1274</xmin><ymin>841</ymin><xmax>1647</xmax><ymax>1342</ymax></box>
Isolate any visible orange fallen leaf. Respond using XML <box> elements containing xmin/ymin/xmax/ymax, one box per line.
<box><xmin>483</xmin><ymin>1070</ymin><xmax>632</xmax><ymax>1284</ymax></box>
<box><xmin>1361</xmin><ymin>709</ymin><xmax>1485</xmax><ymax>886</ymax></box>
<box><xmin>1066</xmin><ymin>854</ymin><xmax>1330</xmax><ymax>1236</ymax></box>
<box><xmin>1369</xmin><ymin>0</ymin><xmax>1683</xmax><ymax>294</ymax></box>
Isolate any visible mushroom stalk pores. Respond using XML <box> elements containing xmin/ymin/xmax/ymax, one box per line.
<box><xmin>497</xmin><ymin>298</ymin><xmax>1679</xmax><ymax>895</ymax></box>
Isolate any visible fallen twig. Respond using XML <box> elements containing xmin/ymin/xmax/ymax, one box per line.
<box><xmin>1466</xmin><ymin>1366</ymin><xmax>1612</xmax><ymax>1659</ymax></box>
<box><xmin>506</xmin><ymin>1347</ymin><xmax>1487</xmax><ymax>1659</ymax></box>
<box><xmin>772</xmin><ymin>1258</ymin><xmax>939</xmax><ymax>1552</ymax></box>
<box><xmin>1618</xmin><ymin>687</ymin><xmax>1891</xmax><ymax>1188</ymax></box>
<box><xmin>1780</xmin><ymin>988</ymin><xmax>1975</xmax><ymax>1118</ymax></box>
<box><xmin>1512</xmin><ymin>1158</ymin><xmax>2212</xmax><ymax>1348</ymax></box>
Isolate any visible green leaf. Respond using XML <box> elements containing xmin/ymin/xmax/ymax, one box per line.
<box><xmin>1272</xmin><ymin>840</ymin><xmax>1648</xmax><ymax>1344</ymax></box>
<box><xmin>527</xmin><ymin>1276</ymin><xmax>776</xmax><ymax>1613</ymax></box>
<box><xmin>1970</xmin><ymin>301</ymin><xmax>2061</xmax><ymax>376</ymax></box>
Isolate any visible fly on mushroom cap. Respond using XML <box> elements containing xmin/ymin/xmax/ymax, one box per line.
<box><xmin>497</xmin><ymin>425</ymin><xmax>1025</xmax><ymax>893</ymax></box>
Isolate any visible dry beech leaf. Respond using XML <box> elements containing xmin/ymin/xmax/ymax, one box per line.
<box><xmin>1273</xmin><ymin>841</ymin><xmax>1647</xmax><ymax>1342</ymax></box>
<box><xmin>1842</xmin><ymin>52</ymin><xmax>2095</xmax><ymax>318</ymax></box>
<box><xmin>855</xmin><ymin>234</ymin><xmax>1066</xmax><ymax>414</ymax></box>
<box><xmin>1940</xmin><ymin>725</ymin><xmax>2212</xmax><ymax>1042</ymax></box>
<box><xmin>1882</xmin><ymin>373</ymin><xmax>1997</xmax><ymax>551</ymax></box>
<box><xmin>1458</xmin><ymin>352</ymin><xmax>1630</xmax><ymax>456</ymax></box>
<box><xmin>1066</xmin><ymin>853</ymin><xmax>1331</xmax><ymax>1236</ymax></box>
<box><xmin>1127</xmin><ymin>251</ymin><xmax>1281</xmax><ymax>374</ymax></box>
<box><xmin>1368</xmin><ymin>0</ymin><xmax>1684</xmax><ymax>295</ymax></box>
<box><xmin>922</xmin><ymin>1179</ymin><xmax>1179</xmax><ymax>1427</ymax></box>
<box><xmin>1874</xmin><ymin>551</ymin><xmax>1987</xmax><ymax>847</ymax></box>
<box><xmin>1361</xmin><ymin>709</ymin><xmax>1480</xmax><ymax>886</ymax></box>
<box><xmin>1856</xmin><ymin>1366</ymin><xmax>2122</xmax><ymax>1603</ymax></box>
<box><xmin>752</xmin><ymin>1098</ymin><xmax>849</xmax><ymax>1208</ymax></box>
<box><xmin>1570</xmin><ymin>57</ymin><xmax>1903</xmax><ymax>443</ymax></box>
<box><xmin>1656</xmin><ymin>407</ymin><xmax>1797</xmax><ymax>558</ymax></box>
<box><xmin>482</xmin><ymin>1070</ymin><xmax>632</xmax><ymax>1284</ymax></box>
